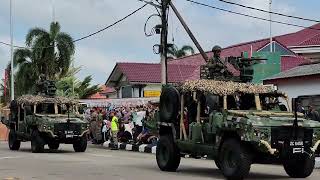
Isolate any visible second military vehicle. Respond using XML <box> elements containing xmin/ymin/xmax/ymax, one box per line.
<box><xmin>1</xmin><ymin>80</ymin><xmax>89</xmax><ymax>153</ymax></box>
<box><xmin>156</xmin><ymin>79</ymin><xmax>320</xmax><ymax>180</ymax></box>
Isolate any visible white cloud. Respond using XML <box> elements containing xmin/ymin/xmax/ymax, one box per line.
<box><xmin>0</xmin><ymin>0</ymin><xmax>317</xmax><ymax>86</ymax></box>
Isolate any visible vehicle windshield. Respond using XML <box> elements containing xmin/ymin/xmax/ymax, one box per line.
<box><xmin>36</xmin><ymin>103</ymin><xmax>76</xmax><ymax>115</ymax></box>
<box><xmin>205</xmin><ymin>93</ymin><xmax>288</xmax><ymax>111</ymax></box>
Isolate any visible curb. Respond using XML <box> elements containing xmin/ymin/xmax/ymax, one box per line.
<box><xmin>316</xmin><ymin>158</ymin><xmax>320</xmax><ymax>169</ymax></box>
<box><xmin>102</xmin><ymin>141</ymin><xmax>157</xmax><ymax>154</ymax></box>
<box><xmin>101</xmin><ymin>141</ymin><xmax>320</xmax><ymax>169</ymax></box>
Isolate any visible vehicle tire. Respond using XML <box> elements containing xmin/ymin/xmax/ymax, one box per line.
<box><xmin>283</xmin><ymin>153</ymin><xmax>315</xmax><ymax>178</ymax></box>
<box><xmin>31</xmin><ymin>130</ymin><xmax>45</xmax><ymax>153</ymax></box>
<box><xmin>219</xmin><ymin>139</ymin><xmax>252</xmax><ymax>180</ymax></box>
<box><xmin>48</xmin><ymin>142</ymin><xmax>60</xmax><ymax>150</ymax></box>
<box><xmin>8</xmin><ymin>129</ymin><xmax>20</xmax><ymax>151</ymax></box>
<box><xmin>73</xmin><ymin>135</ymin><xmax>87</xmax><ymax>152</ymax></box>
<box><xmin>159</xmin><ymin>85</ymin><xmax>180</xmax><ymax>123</ymax></box>
<box><xmin>156</xmin><ymin>135</ymin><xmax>181</xmax><ymax>172</ymax></box>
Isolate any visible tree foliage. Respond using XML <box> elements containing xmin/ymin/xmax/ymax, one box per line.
<box><xmin>167</xmin><ymin>45</ymin><xmax>195</xmax><ymax>59</ymax></box>
<box><xmin>14</xmin><ymin>22</ymin><xmax>75</xmax><ymax>95</ymax></box>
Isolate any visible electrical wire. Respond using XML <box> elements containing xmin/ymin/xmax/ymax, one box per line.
<box><xmin>73</xmin><ymin>4</ymin><xmax>147</xmax><ymax>42</ymax></box>
<box><xmin>185</xmin><ymin>0</ymin><xmax>320</xmax><ymax>31</ymax></box>
<box><xmin>144</xmin><ymin>14</ymin><xmax>161</xmax><ymax>37</ymax></box>
<box><xmin>217</xmin><ymin>0</ymin><xmax>320</xmax><ymax>23</ymax></box>
<box><xmin>0</xmin><ymin>41</ymin><xmax>25</xmax><ymax>48</ymax></box>
<box><xmin>0</xmin><ymin>4</ymin><xmax>147</xmax><ymax>49</ymax></box>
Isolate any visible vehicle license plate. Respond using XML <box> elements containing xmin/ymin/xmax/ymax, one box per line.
<box><xmin>65</xmin><ymin>131</ymin><xmax>74</xmax><ymax>138</ymax></box>
<box><xmin>290</xmin><ymin>140</ymin><xmax>304</xmax><ymax>154</ymax></box>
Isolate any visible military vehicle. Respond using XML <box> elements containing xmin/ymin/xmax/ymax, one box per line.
<box><xmin>156</xmin><ymin>57</ymin><xmax>320</xmax><ymax>179</ymax></box>
<box><xmin>1</xmin><ymin>80</ymin><xmax>89</xmax><ymax>153</ymax></box>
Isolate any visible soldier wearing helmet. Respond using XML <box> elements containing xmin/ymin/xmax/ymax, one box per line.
<box><xmin>211</xmin><ymin>45</ymin><xmax>222</xmax><ymax>62</ymax></box>
<box><xmin>207</xmin><ymin>45</ymin><xmax>228</xmax><ymax>79</ymax></box>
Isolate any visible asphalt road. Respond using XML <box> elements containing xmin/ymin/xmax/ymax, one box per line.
<box><xmin>0</xmin><ymin>142</ymin><xmax>319</xmax><ymax>180</ymax></box>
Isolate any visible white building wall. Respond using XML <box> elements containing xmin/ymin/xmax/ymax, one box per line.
<box><xmin>267</xmin><ymin>78</ymin><xmax>320</xmax><ymax>109</ymax></box>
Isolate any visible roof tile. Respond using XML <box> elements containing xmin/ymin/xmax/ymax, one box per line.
<box><xmin>117</xmin><ymin>63</ymin><xmax>198</xmax><ymax>83</ymax></box>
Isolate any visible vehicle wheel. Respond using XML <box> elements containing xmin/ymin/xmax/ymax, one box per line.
<box><xmin>283</xmin><ymin>154</ymin><xmax>315</xmax><ymax>178</ymax></box>
<box><xmin>8</xmin><ymin>129</ymin><xmax>20</xmax><ymax>150</ymax></box>
<box><xmin>48</xmin><ymin>142</ymin><xmax>60</xmax><ymax>150</ymax></box>
<box><xmin>159</xmin><ymin>85</ymin><xmax>180</xmax><ymax>123</ymax></box>
<box><xmin>73</xmin><ymin>135</ymin><xmax>87</xmax><ymax>152</ymax></box>
<box><xmin>31</xmin><ymin>130</ymin><xmax>45</xmax><ymax>153</ymax></box>
<box><xmin>156</xmin><ymin>135</ymin><xmax>181</xmax><ymax>172</ymax></box>
<box><xmin>219</xmin><ymin>139</ymin><xmax>252</xmax><ymax>180</ymax></box>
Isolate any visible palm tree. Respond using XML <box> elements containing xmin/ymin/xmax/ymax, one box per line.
<box><xmin>56</xmin><ymin>75</ymin><xmax>101</xmax><ymax>99</ymax></box>
<box><xmin>167</xmin><ymin>45</ymin><xmax>195</xmax><ymax>59</ymax></box>
<box><xmin>14</xmin><ymin>21</ymin><xmax>75</xmax><ymax>94</ymax></box>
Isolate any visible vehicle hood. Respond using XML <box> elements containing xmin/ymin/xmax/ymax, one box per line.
<box><xmin>34</xmin><ymin>114</ymin><xmax>87</xmax><ymax>124</ymax></box>
<box><xmin>227</xmin><ymin>110</ymin><xmax>320</xmax><ymax>128</ymax></box>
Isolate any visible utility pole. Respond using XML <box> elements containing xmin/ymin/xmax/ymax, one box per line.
<box><xmin>10</xmin><ymin>0</ymin><xmax>14</xmax><ymax>101</ymax></box>
<box><xmin>169</xmin><ymin>2</ymin><xmax>208</xmax><ymax>62</ymax></box>
<box><xmin>160</xmin><ymin>0</ymin><xmax>169</xmax><ymax>85</ymax></box>
<box><xmin>269</xmin><ymin>0</ymin><xmax>272</xmax><ymax>52</ymax></box>
<box><xmin>51</xmin><ymin>0</ymin><xmax>56</xmax><ymax>22</ymax></box>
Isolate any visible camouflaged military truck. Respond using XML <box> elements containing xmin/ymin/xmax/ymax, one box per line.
<box><xmin>156</xmin><ymin>79</ymin><xmax>320</xmax><ymax>180</ymax></box>
<box><xmin>2</xmin><ymin>95</ymin><xmax>89</xmax><ymax>153</ymax></box>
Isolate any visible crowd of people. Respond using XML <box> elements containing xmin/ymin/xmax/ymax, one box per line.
<box><xmin>83</xmin><ymin>103</ymin><xmax>159</xmax><ymax>150</ymax></box>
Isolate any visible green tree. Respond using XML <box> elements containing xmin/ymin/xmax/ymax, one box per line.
<box><xmin>56</xmin><ymin>66</ymin><xmax>101</xmax><ymax>99</ymax></box>
<box><xmin>167</xmin><ymin>45</ymin><xmax>195</xmax><ymax>59</ymax></box>
<box><xmin>14</xmin><ymin>22</ymin><xmax>75</xmax><ymax>94</ymax></box>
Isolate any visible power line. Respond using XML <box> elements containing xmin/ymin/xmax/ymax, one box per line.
<box><xmin>73</xmin><ymin>4</ymin><xmax>147</xmax><ymax>42</ymax></box>
<box><xmin>0</xmin><ymin>4</ymin><xmax>147</xmax><ymax>49</ymax></box>
<box><xmin>0</xmin><ymin>41</ymin><xmax>25</xmax><ymax>48</ymax></box>
<box><xmin>217</xmin><ymin>0</ymin><xmax>320</xmax><ymax>23</ymax></box>
<box><xmin>185</xmin><ymin>0</ymin><xmax>320</xmax><ymax>31</ymax></box>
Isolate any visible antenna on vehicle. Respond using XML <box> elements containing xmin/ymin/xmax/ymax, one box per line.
<box><xmin>292</xmin><ymin>98</ymin><xmax>298</xmax><ymax>139</ymax></box>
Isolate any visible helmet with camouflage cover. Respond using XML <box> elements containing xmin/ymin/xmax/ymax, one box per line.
<box><xmin>212</xmin><ymin>45</ymin><xmax>222</xmax><ymax>52</ymax></box>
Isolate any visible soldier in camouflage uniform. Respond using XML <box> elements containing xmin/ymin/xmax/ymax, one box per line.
<box><xmin>207</xmin><ymin>45</ymin><xmax>232</xmax><ymax>80</ymax></box>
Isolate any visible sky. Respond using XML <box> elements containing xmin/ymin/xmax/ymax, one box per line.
<box><xmin>0</xmin><ymin>0</ymin><xmax>319</xmax><ymax>85</ymax></box>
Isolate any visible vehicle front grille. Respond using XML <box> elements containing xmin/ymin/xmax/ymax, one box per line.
<box><xmin>54</xmin><ymin>123</ymin><xmax>82</xmax><ymax>135</ymax></box>
<box><xmin>271</xmin><ymin>127</ymin><xmax>313</xmax><ymax>149</ymax></box>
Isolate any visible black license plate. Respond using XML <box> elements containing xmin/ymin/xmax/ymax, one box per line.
<box><xmin>290</xmin><ymin>140</ymin><xmax>304</xmax><ymax>154</ymax></box>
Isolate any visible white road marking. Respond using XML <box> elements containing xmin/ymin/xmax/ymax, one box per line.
<box><xmin>0</xmin><ymin>156</ymin><xmax>23</xmax><ymax>160</ymax></box>
<box><xmin>88</xmin><ymin>153</ymin><xmax>113</xmax><ymax>158</ymax></box>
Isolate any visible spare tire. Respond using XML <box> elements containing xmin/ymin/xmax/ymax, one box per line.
<box><xmin>159</xmin><ymin>85</ymin><xmax>180</xmax><ymax>123</ymax></box>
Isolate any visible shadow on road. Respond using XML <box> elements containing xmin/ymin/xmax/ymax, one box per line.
<box><xmin>0</xmin><ymin>146</ymin><xmax>74</xmax><ymax>154</ymax></box>
<box><xmin>132</xmin><ymin>165</ymin><xmax>288</xmax><ymax>179</ymax></box>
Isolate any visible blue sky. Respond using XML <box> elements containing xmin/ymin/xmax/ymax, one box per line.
<box><xmin>0</xmin><ymin>0</ymin><xmax>319</xmax><ymax>85</ymax></box>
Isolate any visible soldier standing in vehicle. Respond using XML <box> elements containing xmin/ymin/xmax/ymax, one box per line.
<box><xmin>110</xmin><ymin>111</ymin><xmax>119</xmax><ymax>150</ymax></box>
<box><xmin>207</xmin><ymin>45</ymin><xmax>229</xmax><ymax>79</ymax></box>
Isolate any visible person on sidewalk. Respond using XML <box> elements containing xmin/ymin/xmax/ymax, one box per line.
<box><xmin>110</xmin><ymin>111</ymin><xmax>119</xmax><ymax>150</ymax></box>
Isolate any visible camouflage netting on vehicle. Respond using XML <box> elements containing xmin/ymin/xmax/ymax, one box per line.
<box><xmin>16</xmin><ymin>95</ymin><xmax>78</xmax><ymax>105</ymax></box>
<box><xmin>182</xmin><ymin>80</ymin><xmax>274</xmax><ymax>95</ymax></box>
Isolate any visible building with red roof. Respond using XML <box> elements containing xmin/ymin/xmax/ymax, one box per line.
<box><xmin>106</xmin><ymin>24</ymin><xmax>320</xmax><ymax>98</ymax></box>
<box><xmin>87</xmin><ymin>85</ymin><xmax>116</xmax><ymax>99</ymax></box>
